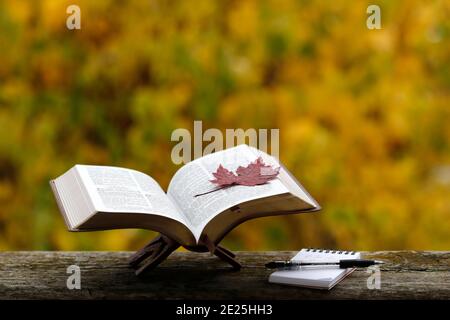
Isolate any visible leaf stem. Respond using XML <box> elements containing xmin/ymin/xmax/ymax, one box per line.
<box><xmin>194</xmin><ymin>184</ymin><xmax>234</xmax><ymax>197</ymax></box>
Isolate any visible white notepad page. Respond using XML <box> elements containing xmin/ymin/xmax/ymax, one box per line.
<box><xmin>269</xmin><ymin>248</ymin><xmax>361</xmax><ymax>290</ymax></box>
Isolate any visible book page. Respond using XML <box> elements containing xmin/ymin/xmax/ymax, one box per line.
<box><xmin>167</xmin><ymin>145</ymin><xmax>289</xmax><ymax>240</ymax></box>
<box><xmin>76</xmin><ymin>165</ymin><xmax>187</xmax><ymax>226</ymax></box>
<box><xmin>249</xmin><ymin>147</ymin><xmax>319</xmax><ymax>209</ymax></box>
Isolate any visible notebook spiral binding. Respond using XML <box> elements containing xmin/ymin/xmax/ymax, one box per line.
<box><xmin>305</xmin><ymin>248</ymin><xmax>357</xmax><ymax>255</ymax></box>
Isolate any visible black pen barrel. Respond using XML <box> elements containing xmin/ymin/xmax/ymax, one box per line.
<box><xmin>266</xmin><ymin>259</ymin><xmax>382</xmax><ymax>269</ymax></box>
<box><xmin>339</xmin><ymin>259</ymin><xmax>376</xmax><ymax>268</ymax></box>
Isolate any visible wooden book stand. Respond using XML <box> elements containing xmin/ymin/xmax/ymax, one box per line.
<box><xmin>128</xmin><ymin>233</ymin><xmax>242</xmax><ymax>276</ymax></box>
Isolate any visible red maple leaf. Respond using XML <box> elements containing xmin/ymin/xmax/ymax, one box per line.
<box><xmin>234</xmin><ymin>157</ymin><xmax>280</xmax><ymax>186</ymax></box>
<box><xmin>195</xmin><ymin>157</ymin><xmax>280</xmax><ymax>197</ymax></box>
<box><xmin>209</xmin><ymin>165</ymin><xmax>237</xmax><ymax>185</ymax></box>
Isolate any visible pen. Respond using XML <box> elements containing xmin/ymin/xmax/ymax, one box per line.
<box><xmin>265</xmin><ymin>259</ymin><xmax>384</xmax><ymax>269</ymax></box>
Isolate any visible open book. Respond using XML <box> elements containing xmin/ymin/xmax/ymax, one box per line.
<box><xmin>50</xmin><ymin>145</ymin><xmax>320</xmax><ymax>247</ymax></box>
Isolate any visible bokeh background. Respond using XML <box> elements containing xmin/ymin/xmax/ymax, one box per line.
<box><xmin>0</xmin><ymin>0</ymin><xmax>449</xmax><ymax>251</ymax></box>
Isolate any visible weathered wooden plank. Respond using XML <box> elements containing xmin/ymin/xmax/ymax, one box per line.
<box><xmin>0</xmin><ymin>251</ymin><xmax>448</xmax><ymax>299</ymax></box>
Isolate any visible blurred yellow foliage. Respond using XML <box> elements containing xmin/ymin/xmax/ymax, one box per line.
<box><xmin>0</xmin><ymin>0</ymin><xmax>449</xmax><ymax>251</ymax></box>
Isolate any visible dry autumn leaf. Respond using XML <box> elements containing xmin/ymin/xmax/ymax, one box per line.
<box><xmin>195</xmin><ymin>157</ymin><xmax>280</xmax><ymax>197</ymax></box>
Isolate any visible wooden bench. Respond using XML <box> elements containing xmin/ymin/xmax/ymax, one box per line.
<box><xmin>0</xmin><ymin>251</ymin><xmax>448</xmax><ymax>299</ymax></box>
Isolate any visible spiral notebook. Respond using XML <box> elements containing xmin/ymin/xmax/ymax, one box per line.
<box><xmin>268</xmin><ymin>248</ymin><xmax>361</xmax><ymax>290</ymax></box>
